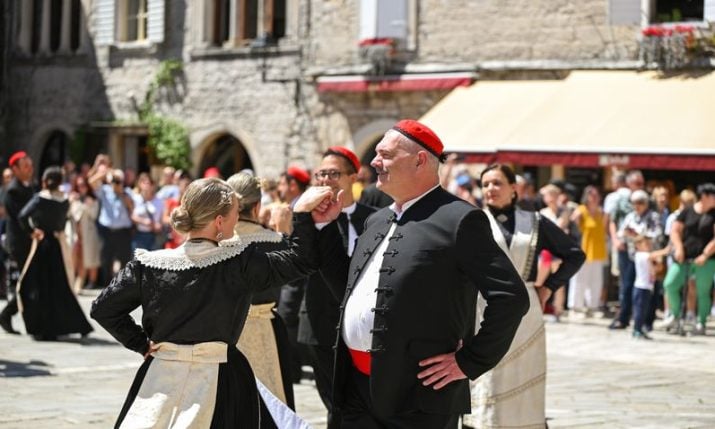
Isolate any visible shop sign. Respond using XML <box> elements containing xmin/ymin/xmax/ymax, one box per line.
<box><xmin>598</xmin><ymin>154</ymin><xmax>630</xmax><ymax>166</ymax></box>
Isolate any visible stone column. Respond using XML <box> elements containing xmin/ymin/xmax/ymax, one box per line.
<box><xmin>198</xmin><ymin>0</ymin><xmax>212</xmax><ymax>48</ymax></box>
<box><xmin>38</xmin><ymin>0</ymin><xmax>52</xmax><ymax>54</ymax></box>
<box><xmin>229</xmin><ymin>0</ymin><xmax>239</xmax><ymax>46</ymax></box>
<box><xmin>18</xmin><ymin>0</ymin><xmax>34</xmax><ymax>54</ymax></box>
<box><xmin>59</xmin><ymin>0</ymin><xmax>72</xmax><ymax>53</ymax></box>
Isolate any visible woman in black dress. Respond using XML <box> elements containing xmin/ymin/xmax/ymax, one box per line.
<box><xmin>91</xmin><ymin>177</ymin><xmax>333</xmax><ymax>428</ymax></box>
<box><xmin>18</xmin><ymin>166</ymin><xmax>93</xmax><ymax>341</ymax></box>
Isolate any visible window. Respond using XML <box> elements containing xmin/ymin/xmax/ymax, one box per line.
<box><xmin>95</xmin><ymin>0</ymin><xmax>165</xmax><ymax>46</ymax></box>
<box><xmin>358</xmin><ymin>0</ymin><xmax>416</xmax><ymax>51</ymax></box>
<box><xmin>654</xmin><ymin>0</ymin><xmax>704</xmax><ymax>23</ymax></box>
<box><xmin>18</xmin><ymin>0</ymin><xmax>85</xmax><ymax>55</ymax></box>
<box><xmin>70</xmin><ymin>0</ymin><xmax>82</xmax><ymax>51</ymax></box>
<box><xmin>120</xmin><ymin>0</ymin><xmax>148</xmax><ymax>42</ymax></box>
<box><xmin>609</xmin><ymin>0</ymin><xmax>715</xmax><ymax>25</ymax></box>
<box><xmin>205</xmin><ymin>0</ymin><xmax>286</xmax><ymax>47</ymax></box>
<box><xmin>30</xmin><ymin>0</ymin><xmax>42</xmax><ymax>54</ymax></box>
<box><xmin>50</xmin><ymin>0</ymin><xmax>63</xmax><ymax>52</ymax></box>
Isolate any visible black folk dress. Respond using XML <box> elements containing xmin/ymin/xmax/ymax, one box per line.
<box><xmin>18</xmin><ymin>191</ymin><xmax>93</xmax><ymax>340</ymax></box>
<box><xmin>90</xmin><ymin>213</ymin><xmax>317</xmax><ymax>429</ymax></box>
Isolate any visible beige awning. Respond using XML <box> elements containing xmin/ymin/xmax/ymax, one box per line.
<box><xmin>420</xmin><ymin>71</ymin><xmax>715</xmax><ymax>170</ymax></box>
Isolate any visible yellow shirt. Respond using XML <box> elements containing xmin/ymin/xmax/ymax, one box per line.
<box><xmin>576</xmin><ymin>204</ymin><xmax>607</xmax><ymax>262</ymax></box>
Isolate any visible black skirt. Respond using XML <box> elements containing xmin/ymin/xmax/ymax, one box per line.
<box><xmin>115</xmin><ymin>347</ymin><xmax>277</xmax><ymax>429</ymax></box>
<box><xmin>20</xmin><ymin>236</ymin><xmax>93</xmax><ymax>338</ymax></box>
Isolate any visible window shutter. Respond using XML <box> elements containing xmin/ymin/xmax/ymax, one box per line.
<box><xmin>608</xmin><ymin>0</ymin><xmax>641</xmax><ymax>25</ymax></box>
<box><xmin>359</xmin><ymin>0</ymin><xmax>407</xmax><ymax>41</ymax></box>
<box><xmin>705</xmin><ymin>0</ymin><xmax>715</xmax><ymax>22</ymax></box>
<box><xmin>359</xmin><ymin>0</ymin><xmax>378</xmax><ymax>41</ymax></box>
<box><xmin>147</xmin><ymin>0</ymin><xmax>165</xmax><ymax>44</ymax></box>
<box><xmin>95</xmin><ymin>0</ymin><xmax>115</xmax><ymax>45</ymax></box>
<box><xmin>376</xmin><ymin>0</ymin><xmax>407</xmax><ymax>39</ymax></box>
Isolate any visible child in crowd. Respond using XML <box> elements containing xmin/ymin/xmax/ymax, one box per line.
<box><xmin>633</xmin><ymin>235</ymin><xmax>655</xmax><ymax>340</ymax></box>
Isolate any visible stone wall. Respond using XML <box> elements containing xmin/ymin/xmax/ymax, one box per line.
<box><xmin>307</xmin><ymin>0</ymin><xmax>640</xmax><ymax>68</ymax></box>
<box><xmin>4</xmin><ymin>0</ymin><xmax>645</xmax><ymax>176</ymax></box>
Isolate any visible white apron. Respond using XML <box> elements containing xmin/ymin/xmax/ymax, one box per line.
<box><xmin>119</xmin><ymin>341</ymin><xmax>309</xmax><ymax>429</ymax></box>
<box><xmin>464</xmin><ymin>209</ymin><xmax>546</xmax><ymax>429</ymax></box>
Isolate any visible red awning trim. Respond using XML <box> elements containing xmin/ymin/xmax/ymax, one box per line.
<box><xmin>453</xmin><ymin>151</ymin><xmax>715</xmax><ymax>171</ymax></box>
<box><xmin>317</xmin><ymin>73</ymin><xmax>475</xmax><ymax>93</ymax></box>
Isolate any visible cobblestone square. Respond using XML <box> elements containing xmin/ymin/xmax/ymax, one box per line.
<box><xmin>1</xmin><ymin>296</ymin><xmax>713</xmax><ymax>428</ymax></box>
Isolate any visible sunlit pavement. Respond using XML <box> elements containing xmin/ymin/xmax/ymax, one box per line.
<box><xmin>1</xmin><ymin>295</ymin><xmax>713</xmax><ymax>428</ymax></box>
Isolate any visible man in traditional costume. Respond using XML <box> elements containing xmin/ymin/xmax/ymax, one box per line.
<box><xmin>316</xmin><ymin>120</ymin><xmax>529</xmax><ymax>428</ymax></box>
<box><xmin>0</xmin><ymin>151</ymin><xmax>35</xmax><ymax>334</ymax></box>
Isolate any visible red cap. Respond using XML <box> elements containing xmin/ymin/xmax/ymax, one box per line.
<box><xmin>286</xmin><ymin>166</ymin><xmax>311</xmax><ymax>185</ymax></box>
<box><xmin>325</xmin><ymin>146</ymin><xmax>360</xmax><ymax>173</ymax></box>
<box><xmin>203</xmin><ymin>167</ymin><xmax>221</xmax><ymax>178</ymax></box>
<box><xmin>8</xmin><ymin>151</ymin><xmax>28</xmax><ymax>168</ymax></box>
<box><xmin>391</xmin><ymin>119</ymin><xmax>445</xmax><ymax>162</ymax></box>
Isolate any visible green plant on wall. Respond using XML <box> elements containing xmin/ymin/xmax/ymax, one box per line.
<box><xmin>139</xmin><ymin>60</ymin><xmax>191</xmax><ymax>170</ymax></box>
<box><xmin>69</xmin><ymin>128</ymin><xmax>86</xmax><ymax>166</ymax></box>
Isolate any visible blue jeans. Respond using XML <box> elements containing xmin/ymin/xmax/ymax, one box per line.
<box><xmin>633</xmin><ymin>288</ymin><xmax>652</xmax><ymax>333</ymax></box>
<box><xmin>617</xmin><ymin>250</ymin><xmax>636</xmax><ymax>325</ymax></box>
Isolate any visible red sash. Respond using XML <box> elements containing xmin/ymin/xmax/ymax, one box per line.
<box><xmin>348</xmin><ymin>348</ymin><xmax>371</xmax><ymax>375</ymax></box>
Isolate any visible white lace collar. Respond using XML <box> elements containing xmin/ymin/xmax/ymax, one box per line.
<box><xmin>221</xmin><ymin>220</ymin><xmax>282</xmax><ymax>247</ymax></box>
<box><xmin>135</xmin><ymin>238</ymin><xmax>249</xmax><ymax>271</ymax></box>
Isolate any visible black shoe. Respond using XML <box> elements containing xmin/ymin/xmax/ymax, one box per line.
<box><xmin>0</xmin><ymin>315</ymin><xmax>20</xmax><ymax>335</ymax></box>
<box><xmin>33</xmin><ymin>334</ymin><xmax>58</xmax><ymax>341</ymax></box>
<box><xmin>609</xmin><ymin>320</ymin><xmax>627</xmax><ymax>330</ymax></box>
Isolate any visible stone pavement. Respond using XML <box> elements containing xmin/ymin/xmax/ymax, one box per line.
<box><xmin>1</xmin><ymin>294</ymin><xmax>714</xmax><ymax>428</ymax></box>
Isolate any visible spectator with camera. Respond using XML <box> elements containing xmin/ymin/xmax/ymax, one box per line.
<box><xmin>88</xmin><ymin>155</ymin><xmax>134</xmax><ymax>288</ymax></box>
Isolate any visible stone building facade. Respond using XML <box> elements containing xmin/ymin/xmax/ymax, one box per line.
<box><xmin>1</xmin><ymin>0</ymin><xmax>670</xmax><ymax>178</ymax></box>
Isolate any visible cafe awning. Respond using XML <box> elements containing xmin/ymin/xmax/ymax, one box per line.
<box><xmin>420</xmin><ymin>71</ymin><xmax>715</xmax><ymax>170</ymax></box>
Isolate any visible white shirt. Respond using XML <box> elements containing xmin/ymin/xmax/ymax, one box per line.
<box><xmin>342</xmin><ymin>185</ymin><xmax>439</xmax><ymax>351</ymax></box>
<box><xmin>633</xmin><ymin>251</ymin><xmax>654</xmax><ymax>291</ymax></box>
<box><xmin>343</xmin><ymin>203</ymin><xmax>358</xmax><ymax>257</ymax></box>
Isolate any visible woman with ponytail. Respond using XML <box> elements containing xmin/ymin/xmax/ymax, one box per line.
<box><xmin>91</xmin><ymin>177</ymin><xmax>337</xmax><ymax>428</ymax></box>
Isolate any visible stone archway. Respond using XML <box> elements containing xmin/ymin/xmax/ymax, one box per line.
<box><xmin>39</xmin><ymin>130</ymin><xmax>70</xmax><ymax>175</ymax></box>
<box><xmin>198</xmin><ymin>133</ymin><xmax>254</xmax><ymax>179</ymax></box>
<box><xmin>352</xmin><ymin>119</ymin><xmax>396</xmax><ymax>181</ymax></box>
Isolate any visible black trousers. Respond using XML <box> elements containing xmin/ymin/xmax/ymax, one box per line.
<box><xmin>305</xmin><ymin>343</ymin><xmax>335</xmax><ymax>415</ymax></box>
<box><xmin>0</xmin><ymin>247</ymin><xmax>27</xmax><ymax>321</ymax></box>
<box><xmin>98</xmin><ymin>226</ymin><xmax>133</xmax><ymax>287</ymax></box>
<box><xmin>339</xmin><ymin>368</ymin><xmax>458</xmax><ymax>429</ymax></box>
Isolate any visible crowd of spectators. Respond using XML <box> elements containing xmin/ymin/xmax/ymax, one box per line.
<box><xmin>2</xmin><ymin>152</ymin><xmax>714</xmax><ymax>340</ymax></box>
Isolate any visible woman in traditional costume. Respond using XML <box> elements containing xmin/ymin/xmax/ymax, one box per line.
<box><xmin>18</xmin><ymin>166</ymin><xmax>93</xmax><ymax>341</ymax></box>
<box><xmin>226</xmin><ymin>172</ymin><xmax>296</xmax><ymax>409</ymax></box>
<box><xmin>463</xmin><ymin>164</ymin><xmax>584</xmax><ymax>429</ymax></box>
<box><xmin>91</xmin><ymin>177</ymin><xmax>330</xmax><ymax>428</ymax></box>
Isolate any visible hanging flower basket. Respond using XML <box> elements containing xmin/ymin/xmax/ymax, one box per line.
<box><xmin>639</xmin><ymin>25</ymin><xmax>715</xmax><ymax>69</ymax></box>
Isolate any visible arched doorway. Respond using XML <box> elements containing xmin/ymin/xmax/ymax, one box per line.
<box><xmin>39</xmin><ymin>130</ymin><xmax>69</xmax><ymax>176</ymax></box>
<box><xmin>359</xmin><ymin>136</ymin><xmax>382</xmax><ymax>182</ymax></box>
<box><xmin>198</xmin><ymin>134</ymin><xmax>253</xmax><ymax>179</ymax></box>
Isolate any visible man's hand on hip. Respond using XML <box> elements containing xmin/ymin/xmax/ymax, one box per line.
<box><xmin>417</xmin><ymin>340</ymin><xmax>466</xmax><ymax>390</ymax></box>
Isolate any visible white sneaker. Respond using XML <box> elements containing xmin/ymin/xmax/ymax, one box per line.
<box><xmin>693</xmin><ymin>323</ymin><xmax>706</xmax><ymax>336</ymax></box>
<box><xmin>660</xmin><ymin>315</ymin><xmax>677</xmax><ymax>330</ymax></box>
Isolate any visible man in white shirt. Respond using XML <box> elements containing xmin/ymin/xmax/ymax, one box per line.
<box><xmin>315</xmin><ymin>120</ymin><xmax>528</xmax><ymax>429</ymax></box>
